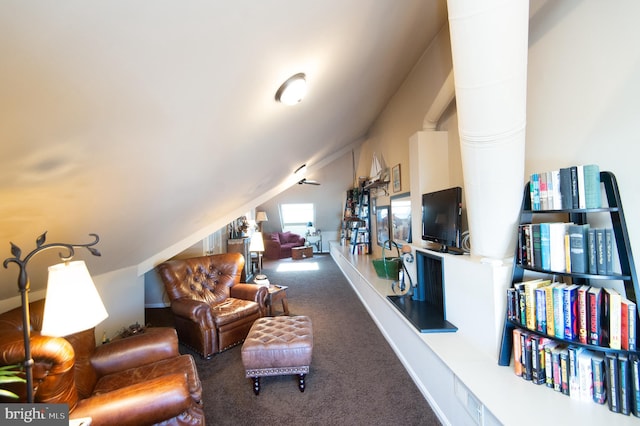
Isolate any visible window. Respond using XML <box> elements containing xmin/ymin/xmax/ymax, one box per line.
<box><xmin>279</xmin><ymin>203</ymin><xmax>315</xmax><ymax>236</ymax></box>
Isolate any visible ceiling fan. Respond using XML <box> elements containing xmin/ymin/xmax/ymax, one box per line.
<box><xmin>298</xmin><ymin>178</ymin><xmax>320</xmax><ymax>186</ymax></box>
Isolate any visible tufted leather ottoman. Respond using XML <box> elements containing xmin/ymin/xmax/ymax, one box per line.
<box><xmin>241</xmin><ymin>315</ymin><xmax>313</xmax><ymax>395</ymax></box>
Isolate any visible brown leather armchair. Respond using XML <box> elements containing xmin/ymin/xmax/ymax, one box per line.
<box><xmin>0</xmin><ymin>299</ymin><xmax>204</xmax><ymax>426</ymax></box>
<box><xmin>156</xmin><ymin>252</ymin><xmax>267</xmax><ymax>359</ymax></box>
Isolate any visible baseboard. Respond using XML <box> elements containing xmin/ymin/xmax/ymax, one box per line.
<box><xmin>145</xmin><ymin>302</ymin><xmax>171</xmax><ymax>308</ymax></box>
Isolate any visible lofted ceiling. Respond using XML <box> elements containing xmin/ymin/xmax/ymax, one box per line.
<box><xmin>0</xmin><ymin>1</ymin><xmax>447</xmax><ymax>298</ymax></box>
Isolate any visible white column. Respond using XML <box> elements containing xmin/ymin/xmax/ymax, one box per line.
<box><xmin>447</xmin><ymin>0</ymin><xmax>530</xmax><ymax>259</ymax></box>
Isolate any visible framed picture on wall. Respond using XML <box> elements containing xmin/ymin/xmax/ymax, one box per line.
<box><xmin>390</xmin><ymin>193</ymin><xmax>411</xmax><ymax>247</ymax></box>
<box><xmin>376</xmin><ymin>205</ymin><xmax>390</xmax><ymax>247</ymax></box>
<box><xmin>392</xmin><ymin>164</ymin><xmax>401</xmax><ymax>193</ymax></box>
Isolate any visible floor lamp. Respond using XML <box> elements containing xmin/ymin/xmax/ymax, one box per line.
<box><xmin>3</xmin><ymin>232</ymin><xmax>108</xmax><ymax>403</ymax></box>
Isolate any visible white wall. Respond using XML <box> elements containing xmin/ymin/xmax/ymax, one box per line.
<box><xmin>526</xmin><ymin>0</ymin><xmax>640</xmax><ymax>264</ymax></box>
<box><xmin>93</xmin><ymin>266</ymin><xmax>144</xmax><ymax>344</ymax></box>
<box><xmin>360</xmin><ymin>2</ymin><xmax>640</xmax><ymax>276</ymax></box>
<box><xmin>256</xmin><ymin>150</ymin><xmax>354</xmax><ymax>252</ymax></box>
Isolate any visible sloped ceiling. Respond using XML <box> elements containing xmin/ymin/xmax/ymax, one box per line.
<box><xmin>0</xmin><ymin>1</ymin><xmax>447</xmax><ymax>298</ymax></box>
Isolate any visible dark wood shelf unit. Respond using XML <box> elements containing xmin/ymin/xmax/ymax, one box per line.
<box><xmin>498</xmin><ymin>171</ymin><xmax>639</xmax><ymax>366</ymax></box>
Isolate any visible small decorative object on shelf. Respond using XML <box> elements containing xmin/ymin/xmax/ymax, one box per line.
<box><xmin>499</xmin><ymin>170</ymin><xmax>639</xmax><ymax>417</ymax></box>
<box><xmin>117</xmin><ymin>322</ymin><xmax>146</xmax><ymax>339</ymax></box>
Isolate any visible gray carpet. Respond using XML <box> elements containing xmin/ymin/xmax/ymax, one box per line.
<box><xmin>185</xmin><ymin>254</ymin><xmax>441</xmax><ymax>425</ymax></box>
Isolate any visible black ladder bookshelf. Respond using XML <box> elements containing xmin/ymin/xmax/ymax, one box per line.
<box><xmin>498</xmin><ymin>171</ymin><xmax>639</xmax><ymax>366</ymax></box>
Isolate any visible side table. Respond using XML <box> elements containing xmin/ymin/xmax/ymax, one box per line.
<box><xmin>266</xmin><ymin>285</ymin><xmax>289</xmax><ymax>316</ymax></box>
<box><xmin>306</xmin><ymin>233</ymin><xmax>323</xmax><ymax>253</ymax></box>
<box><xmin>292</xmin><ymin>246</ymin><xmax>313</xmax><ymax>260</ymax></box>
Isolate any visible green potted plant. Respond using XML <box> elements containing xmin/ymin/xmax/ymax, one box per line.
<box><xmin>0</xmin><ymin>364</ymin><xmax>26</xmax><ymax>399</ymax></box>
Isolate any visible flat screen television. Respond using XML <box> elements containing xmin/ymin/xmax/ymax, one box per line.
<box><xmin>421</xmin><ymin>186</ymin><xmax>462</xmax><ymax>252</ymax></box>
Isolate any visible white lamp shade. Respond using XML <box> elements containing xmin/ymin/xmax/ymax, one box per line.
<box><xmin>256</xmin><ymin>211</ymin><xmax>268</xmax><ymax>223</ymax></box>
<box><xmin>41</xmin><ymin>260</ymin><xmax>109</xmax><ymax>337</ymax></box>
<box><xmin>249</xmin><ymin>232</ymin><xmax>265</xmax><ymax>252</ymax></box>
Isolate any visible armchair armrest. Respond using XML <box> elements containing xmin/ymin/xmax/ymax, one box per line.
<box><xmin>70</xmin><ymin>373</ymin><xmax>194</xmax><ymax>426</ymax></box>
<box><xmin>0</xmin><ymin>334</ymin><xmax>77</xmax><ymax>405</ymax></box>
<box><xmin>230</xmin><ymin>283</ymin><xmax>267</xmax><ymax>310</ymax></box>
<box><xmin>91</xmin><ymin>328</ymin><xmax>179</xmax><ymax>376</ymax></box>
<box><xmin>264</xmin><ymin>239</ymin><xmax>281</xmax><ymax>259</ymax></box>
<box><xmin>170</xmin><ymin>298</ymin><xmax>215</xmax><ymax>329</ymax></box>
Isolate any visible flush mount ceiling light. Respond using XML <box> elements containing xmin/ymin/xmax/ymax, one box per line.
<box><xmin>275</xmin><ymin>73</ymin><xmax>307</xmax><ymax>105</ymax></box>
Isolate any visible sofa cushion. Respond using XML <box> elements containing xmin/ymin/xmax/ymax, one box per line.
<box><xmin>278</xmin><ymin>232</ymin><xmax>291</xmax><ymax>243</ymax></box>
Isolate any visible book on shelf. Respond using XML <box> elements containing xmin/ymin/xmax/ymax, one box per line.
<box><xmin>539</xmin><ymin>222</ymin><xmax>550</xmax><ymax>270</ymax></box>
<box><xmin>604</xmin><ymin>287</ymin><xmax>622</xmax><ymax>350</ymax></box>
<box><xmin>521</xmin><ymin>331</ymin><xmax>533</xmax><ymax>381</ymax></box>
<box><xmin>554</xmin><ymin>283</ymin><xmax>567</xmax><ymax>338</ymax></box>
<box><xmin>544</xmin><ymin>283</ymin><xmax>558</xmax><ymax>336</ymax></box>
<box><xmin>621</xmin><ymin>297</ymin><xmax>636</xmax><ymax>351</ymax></box>
<box><xmin>531</xmin><ymin>335</ymin><xmax>547</xmax><ymax>385</ymax></box>
<box><xmin>551</xmin><ymin>344</ymin><xmax>564</xmax><ymax>392</ymax></box>
<box><xmin>549</xmin><ymin>222</ymin><xmax>570</xmax><ymax>272</ymax></box>
<box><xmin>517</xmin><ymin>225</ymin><xmax>528</xmax><ymax>266</ymax></box>
<box><xmin>588</xmin><ymin>286</ymin><xmax>603</xmax><ymax>345</ymax></box>
<box><xmin>592</xmin><ymin>352</ymin><xmax>607</xmax><ymax>405</ymax></box>
<box><xmin>607</xmin><ymin>352</ymin><xmax>621</xmax><ymax>413</ymax></box>
<box><xmin>596</xmin><ymin>228</ymin><xmax>608</xmax><ymax>275</ymax></box>
<box><xmin>577</xmin><ymin>348</ymin><xmax>594</xmax><ymax>401</ymax></box>
<box><xmin>544</xmin><ymin>341</ymin><xmax>559</xmax><ymax>388</ymax></box>
<box><xmin>577</xmin><ymin>165</ymin><xmax>586</xmax><ymax>209</ymax></box>
<box><xmin>560</xmin><ymin>347</ymin><xmax>570</xmax><ymax>395</ymax></box>
<box><xmin>532</xmin><ymin>223</ymin><xmax>542</xmax><ymax>270</ymax></box>
<box><xmin>512</xmin><ymin>328</ymin><xmax>523</xmax><ymax>377</ymax></box>
<box><xmin>550</xmin><ymin>169</ymin><xmax>563</xmax><ymax>210</ymax></box>
<box><xmin>530</xmin><ymin>172</ymin><xmax>541</xmax><ymax>210</ymax></box>
<box><xmin>559</xmin><ymin>167</ymin><xmax>573</xmax><ymax>209</ymax></box>
<box><xmin>578</xmin><ymin>285</ymin><xmax>591</xmax><ymax>344</ymax></box>
<box><xmin>568</xmin><ymin>223</ymin><xmax>590</xmax><ymax>273</ymax></box>
<box><xmin>619</xmin><ymin>353</ymin><xmax>631</xmax><ymax>416</ymax></box>
<box><xmin>563</xmin><ymin>284</ymin><xmax>580</xmax><ymax>341</ymax></box>
<box><xmin>507</xmin><ymin>288</ymin><xmax>517</xmax><ymax>322</ymax></box>
<box><xmin>570</xmin><ymin>166</ymin><xmax>580</xmax><ymax>209</ymax></box>
<box><xmin>605</xmin><ymin>228</ymin><xmax>614</xmax><ymax>274</ymax></box>
<box><xmin>568</xmin><ymin>346</ymin><xmax>582</xmax><ymax>399</ymax></box>
<box><xmin>588</xmin><ymin>228</ymin><xmax>598</xmax><ymax>274</ymax></box>
<box><xmin>535</xmin><ymin>287</ymin><xmax>548</xmax><ymax>333</ymax></box>
<box><xmin>539</xmin><ymin>172</ymin><xmax>549</xmax><ymax>210</ymax></box>
<box><xmin>524</xmin><ymin>279</ymin><xmax>549</xmax><ymax>331</ymax></box>
<box><xmin>518</xmin><ymin>285</ymin><xmax>527</xmax><ymax>327</ymax></box>
<box><xmin>524</xmin><ymin>224</ymin><xmax>534</xmax><ymax>267</ymax></box>
<box><xmin>626</xmin><ymin>299</ymin><xmax>637</xmax><ymax>351</ymax></box>
<box><xmin>631</xmin><ymin>354</ymin><xmax>640</xmax><ymax>417</ymax></box>
<box><xmin>582</xmin><ymin>164</ymin><xmax>602</xmax><ymax>209</ymax></box>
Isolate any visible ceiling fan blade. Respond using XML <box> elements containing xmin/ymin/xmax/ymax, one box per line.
<box><xmin>298</xmin><ymin>178</ymin><xmax>321</xmax><ymax>185</ymax></box>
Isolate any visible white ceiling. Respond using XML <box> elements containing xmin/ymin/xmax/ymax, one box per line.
<box><xmin>0</xmin><ymin>1</ymin><xmax>447</xmax><ymax>298</ymax></box>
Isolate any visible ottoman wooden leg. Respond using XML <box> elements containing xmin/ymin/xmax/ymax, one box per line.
<box><xmin>252</xmin><ymin>377</ymin><xmax>260</xmax><ymax>395</ymax></box>
<box><xmin>298</xmin><ymin>374</ymin><xmax>306</xmax><ymax>392</ymax></box>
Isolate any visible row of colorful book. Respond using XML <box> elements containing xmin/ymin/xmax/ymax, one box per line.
<box><xmin>513</xmin><ymin>328</ymin><xmax>640</xmax><ymax>416</ymax></box>
<box><xmin>517</xmin><ymin>223</ymin><xmax>614</xmax><ymax>275</ymax></box>
<box><xmin>507</xmin><ymin>279</ymin><xmax>637</xmax><ymax>350</ymax></box>
<box><xmin>529</xmin><ymin>164</ymin><xmax>601</xmax><ymax>211</ymax></box>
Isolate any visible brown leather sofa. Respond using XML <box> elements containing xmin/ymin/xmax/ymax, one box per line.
<box><xmin>0</xmin><ymin>299</ymin><xmax>204</xmax><ymax>426</ymax></box>
<box><xmin>156</xmin><ymin>253</ymin><xmax>267</xmax><ymax>359</ymax></box>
